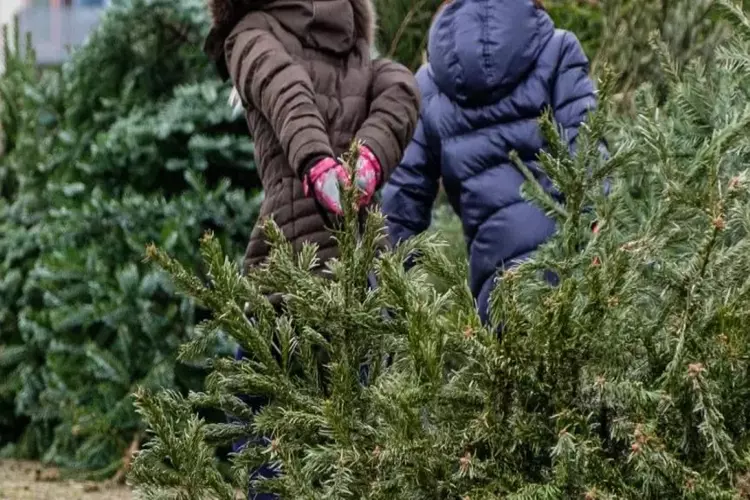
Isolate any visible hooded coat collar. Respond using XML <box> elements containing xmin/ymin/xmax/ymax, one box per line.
<box><xmin>204</xmin><ymin>0</ymin><xmax>376</xmax><ymax>78</ymax></box>
<box><xmin>428</xmin><ymin>0</ymin><xmax>554</xmax><ymax>105</ymax></box>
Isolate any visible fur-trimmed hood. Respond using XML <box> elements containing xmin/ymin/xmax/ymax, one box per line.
<box><xmin>205</xmin><ymin>0</ymin><xmax>377</xmax><ymax>79</ymax></box>
<box><xmin>206</xmin><ymin>0</ymin><xmax>376</xmax><ymax>46</ymax></box>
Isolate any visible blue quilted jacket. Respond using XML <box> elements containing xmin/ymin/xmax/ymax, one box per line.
<box><xmin>382</xmin><ymin>0</ymin><xmax>599</xmax><ymax>323</ymax></box>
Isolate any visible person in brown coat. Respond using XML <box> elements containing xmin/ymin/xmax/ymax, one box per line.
<box><xmin>204</xmin><ymin>0</ymin><xmax>420</xmax><ymax>275</ymax></box>
<box><xmin>203</xmin><ymin>1</ymin><xmax>419</xmax><ymax>496</ymax></box>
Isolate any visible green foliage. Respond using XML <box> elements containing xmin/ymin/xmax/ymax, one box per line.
<box><xmin>545</xmin><ymin>1</ymin><xmax>604</xmax><ymax>57</ymax></box>
<box><xmin>0</xmin><ymin>0</ymin><xmax>259</xmax><ymax>477</ymax></box>
<box><xmin>130</xmin><ymin>5</ymin><xmax>750</xmax><ymax>497</ymax></box>
<box><xmin>0</xmin><ymin>19</ymin><xmax>68</xmax><ymax>454</ymax></box>
<box><xmin>374</xmin><ymin>0</ymin><xmax>446</xmax><ymax>70</ymax></box>
<box><xmin>63</xmin><ymin>0</ymin><xmax>212</xmax><ymax>131</ymax></box>
<box><xmin>426</xmin><ymin>204</ymin><xmax>465</xmax><ymax>294</ymax></box>
<box><xmin>591</xmin><ymin>0</ymin><xmax>726</xmax><ymax>98</ymax></box>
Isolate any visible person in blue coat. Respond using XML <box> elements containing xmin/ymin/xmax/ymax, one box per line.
<box><xmin>382</xmin><ymin>0</ymin><xmax>601</xmax><ymax>324</ymax></box>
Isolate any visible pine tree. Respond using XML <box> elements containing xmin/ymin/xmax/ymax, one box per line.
<box><xmin>373</xmin><ymin>0</ymin><xmax>447</xmax><ymax>70</ymax></box>
<box><xmin>0</xmin><ymin>0</ymin><xmax>260</xmax><ymax>477</ymax></box>
<box><xmin>591</xmin><ymin>0</ymin><xmax>726</xmax><ymax>99</ymax></box>
<box><xmin>0</xmin><ymin>19</ymin><xmax>69</xmax><ymax>455</ymax></box>
<box><xmin>130</xmin><ymin>3</ymin><xmax>750</xmax><ymax>497</ymax></box>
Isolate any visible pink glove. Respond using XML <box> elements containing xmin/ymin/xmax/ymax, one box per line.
<box><xmin>303</xmin><ymin>157</ymin><xmax>350</xmax><ymax>215</ymax></box>
<box><xmin>354</xmin><ymin>146</ymin><xmax>382</xmax><ymax>207</ymax></box>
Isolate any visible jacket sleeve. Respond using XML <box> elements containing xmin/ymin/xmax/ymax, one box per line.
<box><xmin>225</xmin><ymin>28</ymin><xmax>334</xmax><ymax>178</ymax></box>
<box><xmin>381</xmin><ymin>115</ymin><xmax>440</xmax><ymax>245</ymax></box>
<box><xmin>551</xmin><ymin>32</ymin><xmax>599</xmax><ymax>156</ymax></box>
<box><xmin>356</xmin><ymin>59</ymin><xmax>420</xmax><ymax>183</ymax></box>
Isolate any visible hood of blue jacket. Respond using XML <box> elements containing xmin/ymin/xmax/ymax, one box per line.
<box><xmin>427</xmin><ymin>0</ymin><xmax>555</xmax><ymax>105</ymax></box>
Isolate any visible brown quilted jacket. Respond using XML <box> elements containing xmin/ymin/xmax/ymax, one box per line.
<box><xmin>204</xmin><ymin>0</ymin><xmax>420</xmax><ymax>273</ymax></box>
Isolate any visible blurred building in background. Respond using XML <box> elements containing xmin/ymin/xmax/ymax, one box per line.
<box><xmin>1</xmin><ymin>0</ymin><xmax>109</xmax><ymax>70</ymax></box>
<box><xmin>0</xmin><ymin>0</ymin><xmax>27</xmax><ymax>71</ymax></box>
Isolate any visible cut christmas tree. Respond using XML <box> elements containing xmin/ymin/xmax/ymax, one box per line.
<box><xmin>130</xmin><ymin>4</ymin><xmax>750</xmax><ymax>492</ymax></box>
<box><xmin>0</xmin><ymin>0</ymin><xmax>260</xmax><ymax>478</ymax></box>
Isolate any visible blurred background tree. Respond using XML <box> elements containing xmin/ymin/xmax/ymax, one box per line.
<box><xmin>0</xmin><ymin>0</ymin><xmax>259</xmax><ymax>478</ymax></box>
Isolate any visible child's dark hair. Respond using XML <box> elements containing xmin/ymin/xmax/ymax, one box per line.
<box><xmin>533</xmin><ymin>0</ymin><xmax>545</xmax><ymax>9</ymax></box>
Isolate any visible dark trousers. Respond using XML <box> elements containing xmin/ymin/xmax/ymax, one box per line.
<box><xmin>230</xmin><ymin>301</ymin><xmax>282</xmax><ymax>500</ymax></box>
<box><xmin>230</xmin><ymin>274</ymin><xmax>379</xmax><ymax>499</ymax></box>
<box><xmin>229</xmin><ymin>355</ymin><xmax>278</xmax><ymax>500</ymax></box>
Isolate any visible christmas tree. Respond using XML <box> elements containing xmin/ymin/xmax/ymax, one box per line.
<box><xmin>0</xmin><ymin>19</ymin><xmax>70</xmax><ymax>457</ymax></box>
<box><xmin>130</xmin><ymin>2</ymin><xmax>750</xmax><ymax>497</ymax></box>
<box><xmin>0</xmin><ymin>0</ymin><xmax>259</xmax><ymax>477</ymax></box>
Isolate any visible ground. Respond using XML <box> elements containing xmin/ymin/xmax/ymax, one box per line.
<box><xmin>0</xmin><ymin>460</ymin><xmax>132</xmax><ymax>500</ymax></box>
